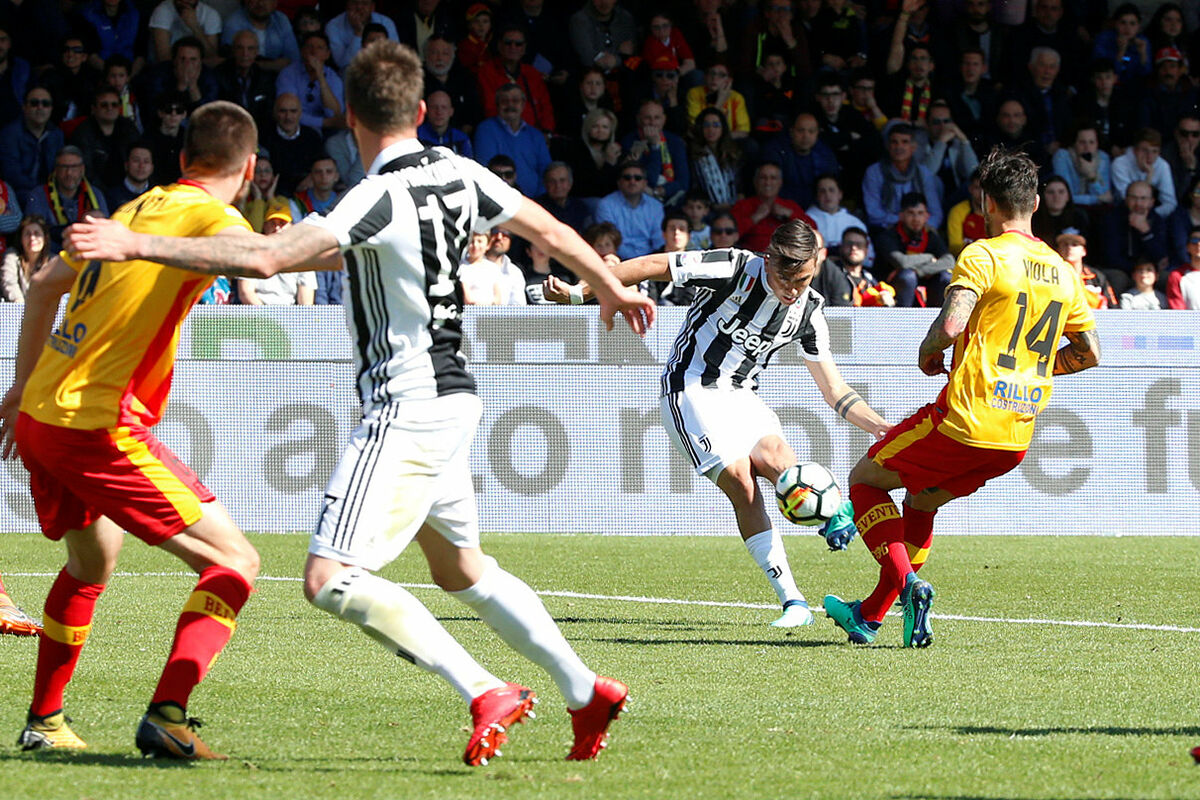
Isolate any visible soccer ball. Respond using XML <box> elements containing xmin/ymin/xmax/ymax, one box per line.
<box><xmin>775</xmin><ymin>462</ymin><xmax>842</xmax><ymax>527</ymax></box>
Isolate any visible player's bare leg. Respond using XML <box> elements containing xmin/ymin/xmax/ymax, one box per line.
<box><xmin>718</xmin><ymin>438</ymin><xmax>813</xmax><ymax>627</ymax></box>
<box><xmin>420</xmin><ymin>526</ymin><xmax>627</xmax><ymax>760</ymax></box>
<box><xmin>19</xmin><ymin>517</ymin><xmax>124</xmax><ymax>751</ymax></box>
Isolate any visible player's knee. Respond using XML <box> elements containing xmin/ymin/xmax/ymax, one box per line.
<box><xmin>225</xmin><ymin>541</ymin><xmax>260</xmax><ymax>584</ymax></box>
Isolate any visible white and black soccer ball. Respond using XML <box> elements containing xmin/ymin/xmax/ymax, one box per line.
<box><xmin>775</xmin><ymin>462</ymin><xmax>842</xmax><ymax>526</ymax></box>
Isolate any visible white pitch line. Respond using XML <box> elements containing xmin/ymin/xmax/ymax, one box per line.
<box><xmin>8</xmin><ymin>571</ymin><xmax>1200</xmax><ymax>634</ymax></box>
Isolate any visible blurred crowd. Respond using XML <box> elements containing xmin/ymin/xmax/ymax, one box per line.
<box><xmin>0</xmin><ymin>0</ymin><xmax>1197</xmax><ymax>310</ymax></box>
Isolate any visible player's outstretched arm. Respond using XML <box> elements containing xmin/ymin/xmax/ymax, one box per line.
<box><xmin>805</xmin><ymin>358</ymin><xmax>893</xmax><ymax>440</ymax></box>
<box><xmin>542</xmin><ymin>254</ymin><xmax>673</xmax><ymax>305</ymax></box>
<box><xmin>505</xmin><ymin>198</ymin><xmax>655</xmax><ymax>334</ymax></box>
<box><xmin>1053</xmin><ymin>329</ymin><xmax>1100</xmax><ymax>375</ymax></box>
<box><xmin>917</xmin><ymin>285</ymin><xmax>978</xmax><ymax>375</ymax></box>
<box><xmin>0</xmin><ymin>257</ymin><xmax>77</xmax><ymax>459</ymax></box>
<box><xmin>64</xmin><ymin>218</ymin><xmax>343</xmax><ymax>278</ymax></box>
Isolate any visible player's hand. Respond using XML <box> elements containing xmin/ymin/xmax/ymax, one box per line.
<box><xmin>541</xmin><ymin>274</ymin><xmax>573</xmax><ymax>304</ymax></box>
<box><xmin>64</xmin><ymin>217</ymin><xmax>139</xmax><ymax>262</ymax></box>
<box><xmin>0</xmin><ymin>385</ymin><xmax>22</xmax><ymax>460</ymax></box>
<box><xmin>919</xmin><ymin>348</ymin><xmax>947</xmax><ymax>376</ymax></box>
<box><xmin>597</xmin><ymin>284</ymin><xmax>655</xmax><ymax>335</ymax></box>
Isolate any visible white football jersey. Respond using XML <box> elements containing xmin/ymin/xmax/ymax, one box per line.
<box><xmin>302</xmin><ymin>140</ymin><xmax>523</xmax><ymax>411</ymax></box>
<box><xmin>660</xmin><ymin>248</ymin><xmax>832</xmax><ymax>395</ymax></box>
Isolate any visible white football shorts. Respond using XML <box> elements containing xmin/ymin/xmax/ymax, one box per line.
<box><xmin>309</xmin><ymin>392</ymin><xmax>482</xmax><ymax>571</ymax></box>
<box><xmin>660</xmin><ymin>384</ymin><xmax>784</xmax><ymax>482</ymax></box>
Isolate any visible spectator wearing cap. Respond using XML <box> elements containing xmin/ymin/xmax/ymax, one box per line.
<box><xmin>473</xmin><ymin>83</ymin><xmax>552</xmax><ymax>197</ymax></box>
<box><xmin>22</xmin><ymin>145</ymin><xmax>109</xmax><ymax>251</ymax></box>
<box><xmin>146</xmin><ymin>91</ymin><xmax>188</xmax><ymax>185</ymax></box>
<box><xmin>417</xmin><ymin>89</ymin><xmax>472</xmax><ymax>158</ymax></box>
<box><xmin>457</xmin><ymin>3</ymin><xmax>492</xmax><ymax>75</ymax></box>
<box><xmin>1056</xmin><ymin>233</ymin><xmax>1116</xmax><ymax>310</ymax></box>
<box><xmin>638</xmin><ymin>53</ymin><xmax>687</xmax><ymax>136</ymax></box>
<box><xmin>276</xmin><ymin>31</ymin><xmax>344</xmax><ymax>133</ymax></box>
<box><xmin>478</xmin><ymin>24</ymin><xmax>556</xmax><ymax>133</ymax></box>
<box><xmin>240</xmin><ymin>206</ymin><xmax>318</xmax><ymax>305</ymax></box>
<box><xmin>642</xmin><ymin>12</ymin><xmax>696</xmax><ymax>78</ymax></box>
<box><xmin>326</xmin><ymin>0</ymin><xmax>397</xmax><ymax>72</ymax></box>
<box><xmin>0</xmin><ymin>87</ymin><xmax>63</xmax><ymax>196</ymax></box>
<box><xmin>147</xmin><ymin>0</ymin><xmax>222</xmax><ymax>63</ymax></box>
<box><xmin>104</xmin><ymin>142</ymin><xmax>154</xmax><ymax>209</ymax></box>
<box><xmin>1141</xmin><ymin>46</ymin><xmax>1198</xmax><ymax>137</ymax></box>
<box><xmin>221</xmin><ymin>0</ymin><xmax>301</xmax><ymax>73</ymax></box>
<box><xmin>1112</xmin><ymin>128</ymin><xmax>1177</xmax><ymax>219</ymax></box>
<box><xmin>595</xmin><ymin>160</ymin><xmax>665</xmax><ymax>260</ymax></box>
<box><xmin>0</xmin><ymin>24</ymin><xmax>30</xmax><ymax>128</ymax></box>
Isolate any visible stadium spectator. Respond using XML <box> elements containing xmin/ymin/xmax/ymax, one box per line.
<box><xmin>238</xmin><ymin>152</ymin><xmax>289</xmax><ymax>232</ymax></box>
<box><xmin>642</xmin><ymin>11</ymin><xmax>696</xmax><ymax>79</ymax></box>
<box><xmin>945</xmin><ymin>171</ymin><xmax>986</xmax><ymax>256</ymax></box>
<box><xmin>499</xmin><ymin>0</ymin><xmax>575</xmax><ymax>89</ymax></box>
<box><xmin>1056</xmin><ymin>232</ymin><xmax>1116</xmax><ymax>310</ymax></box>
<box><xmin>738</xmin><ymin>0</ymin><xmax>811</xmax><ymax>82</ymax></box>
<box><xmin>0</xmin><ymin>88</ymin><xmax>65</xmax><ymax>196</ymax></box>
<box><xmin>847</xmin><ymin>69</ymin><xmax>887</xmax><ymax>132</ymax></box>
<box><xmin>862</xmin><ymin>123</ymin><xmax>943</xmax><ymax>234</ymax></box>
<box><xmin>38</xmin><ymin>34</ymin><xmax>100</xmax><ymax>124</ymax></box>
<box><xmin>555</xmin><ymin>67</ymin><xmax>616</xmax><ymax>141</ymax></box>
<box><xmin>638</xmin><ymin>55</ymin><xmax>688</xmax><ymax>136</ymax></box>
<box><xmin>763</xmin><ymin>112</ymin><xmax>838</xmax><ymax>210</ymax></box>
<box><xmin>1100</xmin><ymin>180</ymin><xmax>1167</xmax><ymax>295</ymax></box>
<box><xmin>806</xmin><ymin>173</ymin><xmax>873</xmax><ymax>264</ymax></box>
<box><xmin>559</xmin><ymin>107</ymin><xmax>620</xmax><ymax>200</ymax></box>
<box><xmin>1074</xmin><ymin>59</ymin><xmax>1136</xmax><ymax>152</ymax></box>
<box><xmin>685</xmin><ymin>107</ymin><xmax>742</xmax><ymax>212</ymax></box>
<box><xmin>478</xmin><ymin>25</ymin><xmax>556</xmax><ymax>134</ymax></box>
<box><xmin>324</xmin><ymin>128</ymin><xmax>364</xmax><ymax>189</ymax></box>
<box><xmin>459</xmin><ymin>230</ymin><xmax>506</xmax><ymax>306</ymax></box>
<box><xmin>535</xmin><ymin>162</ymin><xmax>591</xmax><ymax>235</ymax></box>
<box><xmin>1009</xmin><ymin>0</ymin><xmax>1083</xmax><ymax>88</ymax></box>
<box><xmin>811</xmin><ymin>75</ymin><xmax>878</xmax><ymax>196</ymax></box>
<box><xmin>882</xmin><ymin>41</ymin><xmax>936</xmax><ymax>126</ymax></box>
<box><xmin>103</xmin><ymin>56</ymin><xmax>142</xmax><ymax>133</ymax></box>
<box><xmin>945</xmin><ymin>48</ymin><xmax>998</xmax><ymax>150</ymax></box>
<box><xmin>148</xmin><ymin>0</ymin><xmax>222</xmax><ymax>63</ymax></box>
<box><xmin>1091</xmin><ymin>4</ymin><xmax>1152</xmax><ymax>86</ymax></box>
<box><xmin>595</xmin><ymin>160</ymin><xmax>665</xmax><ymax>260</ymax></box>
<box><xmin>276</xmin><ymin>32</ymin><xmax>344</xmax><ymax>133</ymax></box>
<box><xmin>731</xmin><ymin>161</ymin><xmax>814</xmax><ymax>252</ymax></box>
<box><xmin>70</xmin><ymin>88</ymin><xmax>139</xmax><ymax>190</ymax></box>
<box><xmin>813</xmin><ymin>226</ymin><xmax>895</xmax><ymax>307</ymax></box>
<box><xmin>222</xmin><ymin>0</ymin><xmax>300</xmax><ymax>73</ymax></box>
<box><xmin>22</xmin><ymin>146</ymin><xmax>109</xmax><ymax>251</ymax></box>
<box><xmin>1169</xmin><ymin>175</ymin><xmax>1200</xmax><ymax>268</ymax></box>
<box><xmin>811</xmin><ymin>0</ymin><xmax>868</xmax><ymax>75</ymax></box>
<box><xmin>104</xmin><ymin>142</ymin><xmax>154</xmax><ymax>209</ymax></box>
<box><xmin>424</xmin><ymin>36</ymin><xmax>480</xmax><ymax>135</ymax></box>
<box><xmin>621</xmin><ymin>99</ymin><xmax>688</xmax><ymax>206</ymax></box>
<box><xmin>326</xmin><ymin>0</ymin><xmax>397</xmax><ymax>72</ymax></box>
<box><xmin>1016</xmin><ymin>46</ymin><xmax>1071</xmax><ymax>155</ymax></box>
<box><xmin>582</xmin><ymin>220</ymin><xmax>623</xmax><ymax>269</ymax></box>
<box><xmin>653</xmin><ymin>211</ymin><xmax>696</xmax><ymax>306</ymax></box>
<box><xmin>708</xmin><ymin>210</ymin><xmax>740</xmax><ymax>249</ymax></box>
<box><xmin>1</xmin><ymin>214</ymin><xmax>49</xmax><ymax>303</ymax></box>
<box><xmin>456</xmin><ymin>4</ymin><xmax>492</xmax><ymax>75</ymax></box>
<box><xmin>1031</xmin><ymin>176</ymin><xmax>1089</xmax><ymax>244</ymax></box>
<box><xmin>259</xmin><ymin>92</ymin><xmax>323</xmax><ymax>196</ymax></box>
<box><xmin>392</xmin><ymin>0</ymin><xmax>456</xmax><ymax>59</ymax></box>
<box><xmin>0</xmin><ymin>24</ymin><xmax>30</xmax><ymax>129</ymax></box>
<box><xmin>568</xmin><ymin>0</ymin><xmax>637</xmax><ymax>74</ymax></box>
<box><xmin>473</xmin><ymin>84</ymin><xmax>552</xmax><ymax>198</ymax></box>
<box><xmin>1112</xmin><ymin>128</ymin><xmax>1177</xmax><ymax>220</ymax></box>
<box><xmin>1164</xmin><ymin>114</ymin><xmax>1200</xmax><ymax>217</ymax></box>
<box><xmin>76</xmin><ymin>0</ymin><xmax>144</xmax><ymax>74</ymax></box>
<box><xmin>487</xmin><ymin>155</ymin><xmax>520</xmax><ymax>189</ymax></box>
<box><xmin>1168</xmin><ymin>225</ymin><xmax>1200</xmax><ymax>309</ymax></box>
<box><xmin>215</xmin><ymin>29</ymin><xmax>277</xmax><ymax>129</ymax></box>
<box><xmin>1051</xmin><ymin>123</ymin><xmax>1112</xmax><ymax>208</ymax></box>
<box><xmin>1142</xmin><ymin>47</ymin><xmax>1198</xmax><ymax>141</ymax></box>
<box><xmin>941</xmin><ymin>0</ymin><xmax>1007</xmax><ymax>82</ymax></box>
<box><xmin>982</xmin><ymin>98</ymin><xmax>1049</xmax><ymax>175</ymax></box>
<box><xmin>147</xmin><ymin>92</ymin><xmax>188</xmax><ymax>186</ymax></box>
<box><xmin>290</xmin><ymin>156</ymin><xmax>340</xmax><ymax>220</ymax></box>
<box><xmin>921</xmin><ymin>100</ymin><xmax>979</xmax><ymax>204</ymax></box>
<box><xmin>138</xmin><ymin>37</ymin><xmax>218</xmax><ymax>119</ymax></box>
<box><xmin>685</xmin><ymin>61</ymin><xmax>750</xmax><ymax>140</ymax></box>
<box><xmin>676</xmin><ymin>0</ymin><xmax>733</xmax><ymax>73</ymax></box>
<box><xmin>682</xmin><ymin>191</ymin><xmax>711</xmax><ymax>249</ymax></box>
<box><xmin>746</xmin><ymin>52</ymin><xmax>800</xmax><ymax>139</ymax></box>
<box><xmin>1146</xmin><ymin>3</ymin><xmax>1189</xmax><ymax>57</ymax></box>
<box><xmin>876</xmin><ymin>191</ymin><xmax>953</xmax><ymax>307</ymax></box>
<box><xmin>238</xmin><ymin>208</ymin><xmax>316</xmax><ymax>305</ymax></box>
<box><xmin>482</xmin><ymin>227</ymin><xmax>528</xmax><ymax>306</ymax></box>
<box><xmin>417</xmin><ymin>89</ymin><xmax>472</xmax><ymax>158</ymax></box>
<box><xmin>522</xmin><ymin>238</ymin><xmax>577</xmax><ymax>304</ymax></box>
<box><xmin>1119</xmin><ymin>259</ymin><xmax>1166</xmax><ymax>310</ymax></box>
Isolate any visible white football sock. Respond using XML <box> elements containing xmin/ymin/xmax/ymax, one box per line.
<box><xmin>450</xmin><ymin>557</ymin><xmax>597</xmax><ymax>709</ymax></box>
<box><xmin>744</xmin><ymin>529</ymin><xmax>805</xmax><ymax>606</ymax></box>
<box><xmin>312</xmin><ymin>567</ymin><xmax>503</xmax><ymax>703</ymax></box>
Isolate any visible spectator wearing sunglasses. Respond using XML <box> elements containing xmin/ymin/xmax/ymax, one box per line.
<box><xmin>595</xmin><ymin>160</ymin><xmax>665</xmax><ymax>260</ymax></box>
<box><xmin>1163</xmin><ymin>113</ymin><xmax>1200</xmax><ymax>214</ymax></box>
<box><xmin>0</xmin><ymin>87</ymin><xmax>64</xmax><ymax>195</ymax></box>
<box><xmin>38</xmin><ymin>35</ymin><xmax>101</xmax><ymax>123</ymax></box>
<box><xmin>69</xmin><ymin>87</ymin><xmax>140</xmax><ymax>189</ymax></box>
<box><xmin>477</xmin><ymin>25</ymin><xmax>557</xmax><ymax>133</ymax></box>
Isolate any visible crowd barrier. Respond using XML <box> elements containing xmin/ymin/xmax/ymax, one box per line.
<box><xmin>0</xmin><ymin>305</ymin><xmax>1196</xmax><ymax>536</ymax></box>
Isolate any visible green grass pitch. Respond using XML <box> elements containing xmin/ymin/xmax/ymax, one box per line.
<box><xmin>1</xmin><ymin>532</ymin><xmax>1198</xmax><ymax>800</ymax></box>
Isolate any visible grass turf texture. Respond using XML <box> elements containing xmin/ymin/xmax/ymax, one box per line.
<box><xmin>1</xmin><ymin>533</ymin><xmax>1198</xmax><ymax>800</ymax></box>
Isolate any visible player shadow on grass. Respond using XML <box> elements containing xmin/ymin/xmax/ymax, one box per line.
<box><xmin>591</xmin><ymin>636</ymin><xmax>843</xmax><ymax>648</ymax></box>
<box><xmin>0</xmin><ymin>751</ymin><xmax>184</xmax><ymax>767</ymax></box>
<box><xmin>908</xmin><ymin>724</ymin><xmax>1200</xmax><ymax>737</ymax></box>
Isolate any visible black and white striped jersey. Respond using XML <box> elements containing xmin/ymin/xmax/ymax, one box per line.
<box><xmin>660</xmin><ymin>248</ymin><xmax>832</xmax><ymax>396</ymax></box>
<box><xmin>302</xmin><ymin>139</ymin><xmax>523</xmax><ymax>411</ymax></box>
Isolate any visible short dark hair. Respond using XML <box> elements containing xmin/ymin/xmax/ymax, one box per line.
<box><xmin>361</xmin><ymin>22</ymin><xmax>388</xmax><ymax>44</ymax></box>
<box><xmin>1132</xmin><ymin>127</ymin><xmax>1162</xmax><ymax>148</ymax></box>
<box><xmin>488</xmin><ymin>154</ymin><xmax>516</xmax><ymax>170</ymax></box>
<box><xmin>300</xmin><ymin>31</ymin><xmax>331</xmax><ymax>50</ymax></box>
<box><xmin>345</xmin><ymin>40</ymin><xmax>423</xmax><ymax>134</ymax></box>
<box><xmin>766</xmin><ymin>220</ymin><xmax>819</xmax><ymax>278</ymax></box>
<box><xmin>978</xmin><ymin>146</ymin><xmax>1039</xmax><ymax>218</ymax></box>
<box><xmin>171</xmin><ymin>36</ymin><xmax>204</xmax><ymax>59</ymax></box>
<box><xmin>662</xmin><ymin>211</ymin><xmax>690</xmax><ymax>231</ymax></box>
<box><xmin>1089</xmin><ymin>58</ymin><xmax>1116</xmax><ymax>77</ymax></box>
<box><xmin>899</xmin><ymin>191</ymin><xmax>927</xmax><ymax>211</ymax></box>
<box><xmin>888</xmin><ymin>123</ymin><xmax>916</xmax><ymax>140</ymax></box>
<box><xmin>104</xmin><ymin>54</ymin><xmax>132</xmax><ymax>74</ymax></box>
<box><xmin>183</xmin><ymin>101</ymin><xmax>258</xmax><ymax>177</ymax></box>
<box><xmin>841</xmin><ymin>226</ymin><xmax>869</xmax><ymax>243</ymax></box>
<box><xmin>584</xmin><ymin>221</ymin><xmax>622</xmax><ymax>249</ymax></box>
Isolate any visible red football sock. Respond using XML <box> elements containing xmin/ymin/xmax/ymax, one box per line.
<box><xmin>151</xmin><ymin>566</ymin><xmax>251</xmax><ymax>710</ymax></box>
<box><xmin>859</xmin><ymin>505</ymin><xmax>938</xmax><ymax>622</ymax></box>
<box><xmin>851</xmin><ymin>484</ymin><xmax>913</xmax><ymax>621</ymax></box>
<box><xmin>31</xmin><ymin>569</ymin><xmax>106</xmax><ymax>717</ymax></box>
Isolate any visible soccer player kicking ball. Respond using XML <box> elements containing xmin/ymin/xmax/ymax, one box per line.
<box><xmin>0</xmin><ymin>102</ymin><xmax>263</xmax><ymax>758</ymax></box>
<box><xmin>66</xmin><ymin>41</ymin><xmax>655</xmax><ymax>766</ymax></box>
<box><xmin>824</xmin><ymin>147</ymin><xmax>1101</xmax><ymax>648</ymax></box>
<box><xmin>545</xmin><ymin>220</ymin><xmax>892</xmax><ymax>627</ymax></box>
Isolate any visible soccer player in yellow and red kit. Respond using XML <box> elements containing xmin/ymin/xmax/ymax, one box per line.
<box><xmin>824</xmin><ymin>147</ymin><xmax>1102</xmax><ymax>647</ymax></box>
<box><xmin>0</xmin><ymin>101</ymin><xmax>263</xmax><ymax>758</ymax></box>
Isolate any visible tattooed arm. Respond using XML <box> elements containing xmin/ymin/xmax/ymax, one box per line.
<box><xmin>1053</xmin><ymin>328</ymin><xmax>1101</xmax><ymax>375</ymax></box>
<box><xmin>917</xmin><ymin>285</ymin><xmax>978</xmax><ymax>376</ymax></box>
<box><xmin>64</xmin><ymin>218</ymin><xmax>343</xmax><ymax>278</ymax></box>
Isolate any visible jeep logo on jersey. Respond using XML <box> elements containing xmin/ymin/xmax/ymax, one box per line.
<box><xmin>717</xmin><ymin>315</ymin><xmax>775</xmax><ymax>357</ymax></box>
